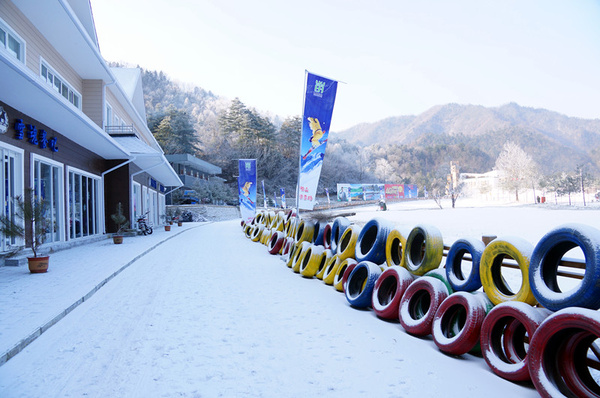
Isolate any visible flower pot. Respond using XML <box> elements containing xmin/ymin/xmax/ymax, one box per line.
<box><xmin>164</xmin><ymin>225</ymin><xmax>171</xmax><ymax>231</ymax></box>
<box><xmin>178</xmin><ymin>222</ymin><xmax>183</xmax><ymax>227</ymax></box>
<box><xmin>28</xmin><ymin>256</ymin><xmax>49</xmax><ymax>273</ymax></box>
<box><xmin>113</xmin><ymin>235</ymin><xmax>124</xmax><ymax>244</ymax></box>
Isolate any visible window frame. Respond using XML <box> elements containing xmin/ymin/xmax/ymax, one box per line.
<box><xmin>0</xmin><ymin>16</ymin><xmax>25</xmax><ymax>63</ymax></box>
<box><xmin>39</xmin><ymin>58</ymin><xmax>81</xmax><ymax>110</ymax></box>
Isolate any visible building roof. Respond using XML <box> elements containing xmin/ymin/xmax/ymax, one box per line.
<box><xmin>166</xmin><ymin>154</ymin><xmax>222</xmax><ymax>175</ymax></box>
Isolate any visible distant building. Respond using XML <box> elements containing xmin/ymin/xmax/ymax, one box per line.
<box><xmin>166</xmin><ymin>154</ymin><xmax>223</xmax><ymax>203</ymax></box>
<box><xmin>0</xmin><ymin>1</ymin><xmax>182</xmax><ymax>257</ymax></box>
<box><xmin>460</xmin><ymin>170</ymin><xmax>505</xmax><ymax>201</ymax></box>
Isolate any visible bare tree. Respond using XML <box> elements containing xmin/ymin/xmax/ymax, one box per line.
<box><xmin>494</xmin><ymin>141</ymin><xmax>538</xmax><ymax>201</ymax></box>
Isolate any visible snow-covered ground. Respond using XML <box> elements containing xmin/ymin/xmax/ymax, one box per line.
<box><xmin>0</xmin><ymin>200</ymin><xmax>598</xmax><ymax>397</ymax></box>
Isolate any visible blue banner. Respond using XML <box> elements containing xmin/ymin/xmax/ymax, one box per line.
<box><xmin>280</xmin><ymin>188</ymin><xmax>286</xmax><ymax>208</ymax></box>
<box><xmin>298</xmin><ymin>72</ymin><xmax>338</xmax><ymax>210</ymax></box>
<box><xmin>238</xmin><ymin>159</ymin><xmax>257</xmax><ymax>222</ymax></box>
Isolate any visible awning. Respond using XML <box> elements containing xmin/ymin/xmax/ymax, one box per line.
<box><xmin>112</xmin><ymin>136</ymin><xmax>182</xmax><ymax>187</ymax></box>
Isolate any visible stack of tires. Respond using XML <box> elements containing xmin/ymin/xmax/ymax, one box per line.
<box><xmin>242</xmin><ymin>211</ymin><xmax>600</xmax><ymax>397</ymax></box>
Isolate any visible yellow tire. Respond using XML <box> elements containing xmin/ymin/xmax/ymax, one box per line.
<box><xmin>295</xmin><ymin>219</ymin><xmax>315</xmax><ymax>244</ymax></box>
<box><xmin>337</xmin><ymin>224</ymin><xmax>361</xmax><ymax>261</ymax></box>
<box><xmin>291</xmin><ymin>241</ymin><xmax>311</xmax><ymax>272</ymax></box>
<box><xmin>480</xmin><ymin>236</ymin><xmax>536</xmax><ymax>305</ymax></box>
<box><xmin>286</xmin><ymin>242</ymin><xmax>302</xmax><ymax>268</ymax></box>
<box><xmin>386</xmin><ymin>228</ymin><xmax>408</xmax><ymax>268</ymax></box>
<box><xmin>317</xmin><ymin>252</ymin><xmax>336</xmax><ymax>280</ymax></box>
<box><xmin>404</xmin><ymin>224</ymin><xmax>444</xmax><ymax>276</ymax></box>
<box><xmin>334</xmin><ymin>258</ymin><xmax>358</xmax><ymax>292</ymax></box>
<box><xmin>323</xmin><ymin>254</ymin><xmax>343</xmax><ymax>285</ymax></box>
<box><xmin>299</xmin><ymin>245</ymin><xmax>325</xmax><ymax>277</ymax></box>
<box><xmin>250</xmin><ymin>224</ymin><xmax>264</xmax><ymax>242</ymax></box>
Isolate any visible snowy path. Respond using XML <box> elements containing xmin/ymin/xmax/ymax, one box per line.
<box><xmin>0</xmin><ymin>219</ymin><xmax>538</xmax><ymax>397</ymax></box>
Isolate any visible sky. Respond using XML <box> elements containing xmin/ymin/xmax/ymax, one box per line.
<box><xmin>90</xmin><ymin>0</ymin><xmax>600</xmax><ymax>130</ymax></box>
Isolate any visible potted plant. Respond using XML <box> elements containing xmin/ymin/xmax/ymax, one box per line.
<box><xmin>166</xmin><ymin>207</ymin><xmax>174</xmax><ymax>225</ymax></box>
<box><xmin>110</xmin><ymin>202</ymin><xmax>129</xmax><ymax>244</ymax></box>
<box><xmin>174</xmin><ymin>207</ymin><xmax>183</xmax><ymax>226</ymax></box>
<box><xmin>161</xmin><ymin>213</ymin><xmax>171</xmax><ymax>231</ymax></box>
<box><xmin>0</xmin><ymin>189</ymin><xmax>51</xmax><ymax>273</ymax></box>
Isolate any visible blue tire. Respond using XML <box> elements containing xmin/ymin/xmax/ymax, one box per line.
<box><xmin>446</xmin><ymin>238</ymin><xmax>485</xmax><ymax>292</ymax></box>
<box><xmin>530</xmin><ymin>223</ymin><xmax>600</xmax><ymax>311</ymax></box>
<box><xmin>312</xmin><ymin>220</ymin><xmax>325</xmax><ymax>247</ymax></box>
<box><xmin>345</xmin><ymin>261</ymin><xmax>383</xmax><ymax>308</ymax></box>
<box><xmin>331</xmin><ymin>217</ymin><xmax>351</xmax><ymax>254</ymax></box>
<box><xmin>355</xmin><ymin>218</ymin><xmax>393</xmax><ymax>264</ymax></box>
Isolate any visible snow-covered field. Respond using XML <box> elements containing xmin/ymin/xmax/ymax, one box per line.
<box><xmin>0</xmin><ymin>200</ymin><xmax>598</xmax><ymax>397</ymax></box>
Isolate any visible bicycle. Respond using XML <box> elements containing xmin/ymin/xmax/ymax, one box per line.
<box><xmin>137</xmin><ymin>212</ymin><xmax>153</xmax><ymax>235</ymax></box>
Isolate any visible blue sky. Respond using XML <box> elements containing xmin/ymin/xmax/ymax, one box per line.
<box><xmin>91</xmin><ymin>0</ymin><xmax>600</xmax><ymax>130</ymax></box>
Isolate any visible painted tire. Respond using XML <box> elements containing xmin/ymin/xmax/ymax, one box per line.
<box><xmin>244</xmin><ymin>224</ymin><xmax>253</xmax><ymax>238</ymax></box>
<box><xmin>480</xmin><ymin>236</ymin><xmax>536</xmax><ymax>305</ymax></box>
<box><xmin>323</xmin><ymin>253</ymin><xmax>343</xmax><ymax>285</ymax></box>
<box><xmin>404</xmin><ymin>224</ymin><xmax>444</xmax><ymax>276</ymax></box>
<box><xmin>295</xmin><ymin>219</ymin><xmax>315</xmax><ymax>244</ymax></box>
<box><xmin>331</xmin><ymin>217</ymin><xmax>351</xmax><ymax>254</ymax></box>
<box><xmin>292</xmin><ymin>241</ymin><xmax>312</xmax><ymax>273</ymax></box>
<box><xmin>480</xmin><ymin>302</ymin><xmax>551</xmax><ymax>382</ymax></box>
<box><xmin>281</xmin><ymin>237</ymin><xmax>295</xmax><ymax>256</ymax></box>
<box><xmin>399</xmin><ymin>276</ymin><xmax>450</xmax><ymax>336</ymax></box>
<box><xmin>528</xmin><ymin>307</ymin><xmax>600</xmax><ymax>398</ymax></box>
<box><xmin>424</xmin><ymin>268</ymin><xmax>454</xmax><ymax>295</ymax></box>
<box><xmin>314</xmin><ymin>249</ymin><xmax>333</xmax><ymax>280</ymax></box>
<box><xmin>530</xmin><ymin>223</ymin><xmax>600</xmax><ymax>311</ymax></box>
<box><xmin>299</xmin><ymin>245</ymin><xmax>325</xmax><ymax>278</ymax></box>
<box><xmin>345</xmin><ymin>261</ymin><xmax>383</xmax><ymax>308</ymax></box>
<box><xmin>250</xmin><ymin>224</ymin><xmax>264</xmax><ymax>242</ymax></box>
<box><xmin>337</xmin><ymin>224</ymin><xmax>361</xmax><ymax>261</ymax></box>
<box><xmin>267</xmin><ymin>231</ymin><xmax>286</xmax><ymax>254</ymax></box>
<box><xmin>286</xmin><ymin>241</ymin><xmax>306</xmax><ymax>269</ymax></box>
<box><xmin>355</xmin><ymin>218</ymin><xmax>394</xmax><ymax>264</ymax></box>
<box><xmin>372</xmin><ymin>266</ymin><xmax>414</xmax><ymax>320</ymax></box>
<box><xmin>431</xmin><ymin>291</ymin><xmax>489</xmax><ymax>356</ymax></box>
<box><xmin>319</xmin><ymin>253</ymin><xmax>339</xmax><ymax>281</ymax></box>
<box><xmin>333</xmin><ymin>258</ymin><xmax>358</xmax><ymax>292</ymax></box>
<box><xmin>445</xmin><ymin>238</ymin><xmax>485</xmax><ymax>292</ymax></box>
<box><xmin>312</xmin><ymin>221</ymin><xmax>326</xmax><ymax>247</ymax></box>
<box><xmin>385</xmin><ymin>228</ymin><xmax>408</xmax><ymax>268</ymax></box>
<box><xmin>322</xmin><ymin>222</ymin><xmax>333</xmax><ymax>249</ymax></box>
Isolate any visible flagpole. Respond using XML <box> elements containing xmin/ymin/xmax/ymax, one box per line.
<box><xmin>294</xmin><ymin>70</ymin><xmax>309</xmax><ymax>230</ymax></box>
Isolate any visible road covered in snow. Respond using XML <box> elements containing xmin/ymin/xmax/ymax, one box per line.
<box><xmin>4</xmin><ymin>200</ymin><xmax>598</xmax><ymax>397</ymax></box>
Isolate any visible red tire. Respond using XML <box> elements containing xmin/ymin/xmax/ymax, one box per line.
<box><xmin>281</xmin><ymin>237</ymin><xmax>295</xmax><ymax>256</ymax></box>
<box><xmin>322</xmin><ymin>222</ymin><xmax>332</xmax><ymax>249</ymax></box>
<box><xmin>372</xmin><ymin>266</ymin><xmax>414</xmax><ymax>320</ymax></box>
<box><xmin>399</xmin><ymin>276</ymin><xmax>450</xmax><ymax>336</ymax></box>
<box><xmin>431</xmin><ymin>291</ymin><xmax>489</xmax><ymax>356</ymax></box>
<box><xmin>268</xmin><ymin>231</ymin><xmax>286</xmax><ymax>255</ymax></box>
<box><xmin>528</xmin><ymin>307</ymin><xmax>600</xmax><ymax>397</ymax></box>
<box><xmin>480</xmin><ymin>302</ymin><xmax>551</xmax><ymax>382</ymax></box>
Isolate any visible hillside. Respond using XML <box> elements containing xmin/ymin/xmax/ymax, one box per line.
<box><xmin>331</xmin><ymin>103</ymin><xmax>600</xmax><ymax>174</ymax></box>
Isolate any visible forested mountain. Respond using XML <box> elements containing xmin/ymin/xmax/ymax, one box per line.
<box><xmin>138</xmin><ymin>67</ymin><xmax>600</xmax><ymax>202</ymax></box>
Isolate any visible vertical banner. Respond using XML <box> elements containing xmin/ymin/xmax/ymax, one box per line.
<box><xmin>238</xmin><ymin>159</ymin><xmax>257</xmax><ymax>223</ymax></box>
<box><xmin>298</xmin><ymin>72</ymin><xmax>338</xmax><ymax>210</ymax></box>
<box><xmin>280</xmin><ymin>188</ymin><xmax>286</xmax><ymax>208</ymax></box>
<box><xmin>261</xmin><ymin>180</ymin><xmax>267</xmax><ymax>208</ymax></box>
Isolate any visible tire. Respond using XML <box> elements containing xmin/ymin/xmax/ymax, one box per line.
<box><xmin>528</xmin><ymin>307</ymin><xmax>600</xmax><ymax>398</ymax></box>
<box><xmin>337</xmin><ymin>224</ymin><xmax>361</xmax><ymax>261</ymax></box>
<box><xmin>319</xmin><ymin>253</ymin><xmax>339</xmax><ymax>281</ymax></box>
<box><xmin>385</xmin><ymin>228</ymin><xmax>409</xmax><ymax>268</ymax></box>
<box><xmin>295</xmin><ymin>219</ymin><xmax>315</xmax><ymax>244</ymax></box>
<box><xmin>480</xmin><ymin>302</ymin><xmax>551</xmax><ymax>382</ymax></box>
<box><xmin>372</xmin><ymin>266</ymin><xmax>414</xmax><ymax>320</ymax></box>
<box><xmin>323</xmin><ymin>222</ymin><xmax>333</xmax><ymax>249</ymax></box>
<box><xmin>399</xmin><ymin>276</ymin><xmax>450</xmax><ymax>336</ymax></box>
<box><xmin>299</xmin><ymin>245</ymin><xmax>325</xmax><ymax>277</ymax></box>
<box><xmin>445</xmin><ymin>238</ymin><xmax>485</xmax><ymax>292</ymax></box>
<box><xmin>268</xmin><ymin>231</ymin><xmax>286</xmax><ymax>255</ymax></box>
<box><xmin>250</xmin><ymin>224</ymin><xmax>264</xmax><ymax>242</ymax></box>
<box><xmin>281</xmin><ymin>237</ymin><xmax>295</xmax><ymax>256</ymax></box>
<box><xmin>314</xmin><ymin>249</ymin><xmax>333</xmax><ymax>280</ymax></box>
<box><xmin>355</xmin><ymin>218</ymin><xmax>394</xmax><ymax>264</ymax></box>
<box><xmin>424</xmin><ymin>268</ymin><xmax>454</xmax><ymax>295</ymax></box>
<box><xmin>312</xmin><ymin>221</ymin><xmax>325</xmax><ymax>247</ymax></box>
<box><xmin>147</xmin><ymin>226</ymin><xmax>153</xmax><ymax>235</ymax></box>
<box><xmin>431</xmin><ymin>291</ymin><xmax>489</xmax><ymax>356</ymax></box>
<box><xmin>404</xmin><ymin>224</ymin><xmax>444</xmax><ymax>276</ymax></box>
<box><xmin>333</xmin><ymin>258</ymin><xmax>358</xmax><ymax>292</ymax></box>
<box><xmin>530</xmin><ymin>223</ymin><xmax>600</xmax><ymax>311</ymax></box>
<box><xmin>331</xmin><ymin>217</ymin><xmax>351</xmax><ymax>254</ymax></box>
<box><xmin>346</xmin><ymin>261</ymin><xmax>383</xmax><ymax>308</ymax></box>
<box><xmin>480</xmin><ymin>236</ymin><xmax>536</xmax><ymax>306</ymax></box>
<box><xmin>292</xmin><ymin>241</ymin><xmax>312</xmax><ymax>273</ymax></box>
<box><xmin>323</xmin><ymin>253</ymin><xmax>343</xmax><ymax>285</ymax></box>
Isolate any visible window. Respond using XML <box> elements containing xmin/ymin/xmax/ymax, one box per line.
<box><xmin>0</xmin><ymin>143</ymin><xmax>24</xmax><ymax>253</ymax></box>
<box><xmin>68</xmin><ymin>168</ymin><xmax>100</xmax><ymax>239</ymax></box>
<box><xmin>32</xmin><ymin>155</ymin><xmax>64</xmax><ymax>244</ymax></box>
<box><xmin>0</xmin><ymin>19</ymin><xmax>24</xmax><ymax>62</ymax></box>
<box><xmin>40</xmin><ymin>61</ymin><xmax>81</xmax><ymax>109</ymax></box>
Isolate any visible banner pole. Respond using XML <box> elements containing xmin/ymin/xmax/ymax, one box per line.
<box><xmin>295</xmin><ymin>70</ymin><xmax>309</xmax><ymax>225</ymax></box>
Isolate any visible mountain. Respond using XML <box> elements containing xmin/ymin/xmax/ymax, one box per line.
<box><xmin>331</xmin><ymin>103</ymin><xmax>600</xmax><ymax>174</ymax></box>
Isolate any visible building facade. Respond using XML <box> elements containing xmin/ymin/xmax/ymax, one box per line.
<box><xmin>0</xmin><ymin>0</ymin><xmax>181</xmax><ymax>257</ymax></box>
